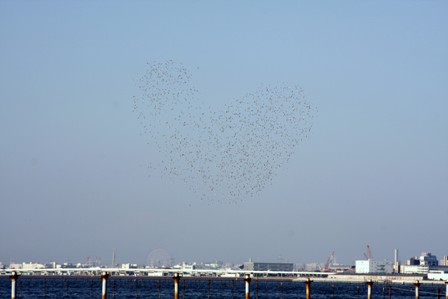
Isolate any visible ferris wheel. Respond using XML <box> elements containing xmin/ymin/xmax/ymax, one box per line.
<box><xmin>146</xmin><ymin>248</ymin><xmax>173</xmax><ymax>268</ymax></box>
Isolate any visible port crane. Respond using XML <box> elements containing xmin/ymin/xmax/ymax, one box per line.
<box><xmin>363</xmin><ymin>245</ymin><xmax>373</xmax><ymax>260</ymax></box>
<box><xmin>322</xmin><ymin>251</ymin><xmax>335</xmax><ymax>272</ymax></box>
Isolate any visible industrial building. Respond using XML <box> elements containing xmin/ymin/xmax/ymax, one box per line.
<box><xmin>408</xmin><ymin>252</ymin><xmax>438</xmax><ymax>267</ymax></box>
<box><xmin>243</xmin><ymin>261</ymin><xmax>293</xmax><ymax>272</ymax></box>
<box><xmin>9</xmin><ymin>262</ymin><xmax>45</xmax><ymax>270</ymax></box>
<box><xmin>400</xmin><ymin>252</ymin><xmax>440</xmax><ymax>274</ymax></box>
<box><xmin>439</xmin><ymin>256</ymin><xmax>448</xmax><ymax>266</ymax></box>
<box><xmin>355</xmin><ymin>259</ymin><xmax>392</xmax><ymax>274</ymax></box>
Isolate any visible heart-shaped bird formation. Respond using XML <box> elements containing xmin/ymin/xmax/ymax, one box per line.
<box><xmin>134</xmin><ymin>60</ymin><xmax>316</xmax><ymax>204</ymax></box>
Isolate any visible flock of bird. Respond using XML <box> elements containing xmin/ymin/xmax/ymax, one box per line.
<box><xmin>134</xmin><ymin>60</ymin><xmax>316</xmax><ymax>204</ymax></box>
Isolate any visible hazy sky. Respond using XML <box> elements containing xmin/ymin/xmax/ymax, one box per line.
<box><xmin>1</xmin><ymin>1</ymin><xmax>447</xmax><ymax>267</ymax></box>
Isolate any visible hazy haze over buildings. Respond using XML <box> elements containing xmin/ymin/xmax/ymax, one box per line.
<box><xmin>0</xmin><ymin>1</ymin><xmax>447</xmax><ymax>266</ymax></box>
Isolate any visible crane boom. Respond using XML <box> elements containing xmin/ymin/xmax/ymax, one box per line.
<box><xmin>364</xmin><ymin>244</ymin><xmax>373</xmax><ymax>260</ymax></box>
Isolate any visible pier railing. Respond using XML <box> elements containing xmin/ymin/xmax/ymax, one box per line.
<box><xmin>3</xmin><ymin>271</ymin><xmax>448</xmax><ymax>299</ymax></box>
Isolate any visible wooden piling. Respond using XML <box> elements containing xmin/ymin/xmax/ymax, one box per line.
<box><xmin>367</xmin><ymin>280</ymin><xmax>374</xmax><ymax>299</ymax></box>
<box><xmin>305</xmin><ymin>278</ymin><xmax>313</xmax><ymax>299</ymax></box>
<box><xmin>10</xmin><ymin>272</ymin><xmax>19</xmax><ymax>299</ymax></box>
<box><xmin>414</xmin><ymin>280</ymin><xmax>420</xmax><ymax>299</ymax></box>
<box><xmin>445</xmin><ymin>280</ymin><xmax>448</xmax><ymax>299</ymax></box>
<box><xmin>173</xmin><ymin>273</ymin><xmax>181</xmax><ymax>299</ymax></box>
<box><xmin>245</xmin><ymin>273</ymin><xmax>251</xmax><ymax>299</ymax></box>
<box><xmin>101</xmin><ymin>272</ymin><xmax>109</xmax><ymax>299</ymax></box>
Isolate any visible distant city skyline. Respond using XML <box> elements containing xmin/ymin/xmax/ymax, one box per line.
<box><xmin>1</xmin><ymin>1</ymin><xmax>447</xmax><ymax>265</ymax></box>
<box><xmin>2</xmin><ymin>247</ymin><xmax>447</xmax><ymax>269</ymax></box>
<box><xmin>3</xmin><ymin>250</ymin><xmax>448</xmax><ymax>281</ymax></box>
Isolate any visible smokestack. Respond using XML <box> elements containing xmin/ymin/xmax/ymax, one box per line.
<box><xmin>394</xmin><ymin>249</ymin><xmax>400</xmax><ymax>273</ymax></box>
<box><xmin>112</xmin><ymin>248</ymin><xmax>116</xmax><ymax>268</ymax></box>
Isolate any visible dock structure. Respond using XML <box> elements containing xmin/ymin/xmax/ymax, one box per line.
<box><xmin>3</xmin><ymin>266</ymin><xmax>445</xmax><ymax>285</ymax></box>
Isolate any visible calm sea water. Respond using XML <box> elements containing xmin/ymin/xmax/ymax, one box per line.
<box><xmin>0</xmin><ymin>277</ymin><xmax>444</xmax><ymax>298</ymax></box>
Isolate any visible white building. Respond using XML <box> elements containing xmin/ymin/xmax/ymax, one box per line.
<box><xmin>355</xmin><ymin>260</ymin><xmax>392</xmax><ymax>274</ymax></box>
<box><xmin>9</xmin><ymin>262</ymin><xmax>45</xmax><ymax>270</ymax></box>
<box><xmin>428</xmin><ymin>269</ymin><xmax>448</xmax><ymax>281</ymax></box>
<box><xmin>400</xmin><ymin>265</ymin><xmax>429</xmax><ymax>274</ymax></box>
<box><xmin>121</xmin><ymin>263</ymin><xmax>138</xmax><ymax>269</ymax></box>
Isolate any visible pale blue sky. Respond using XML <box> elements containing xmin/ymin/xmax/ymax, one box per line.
<box><xmin>1</xmin><ymin>1</ymin><xmax>447</xmax><ymax>266</ymax></box>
